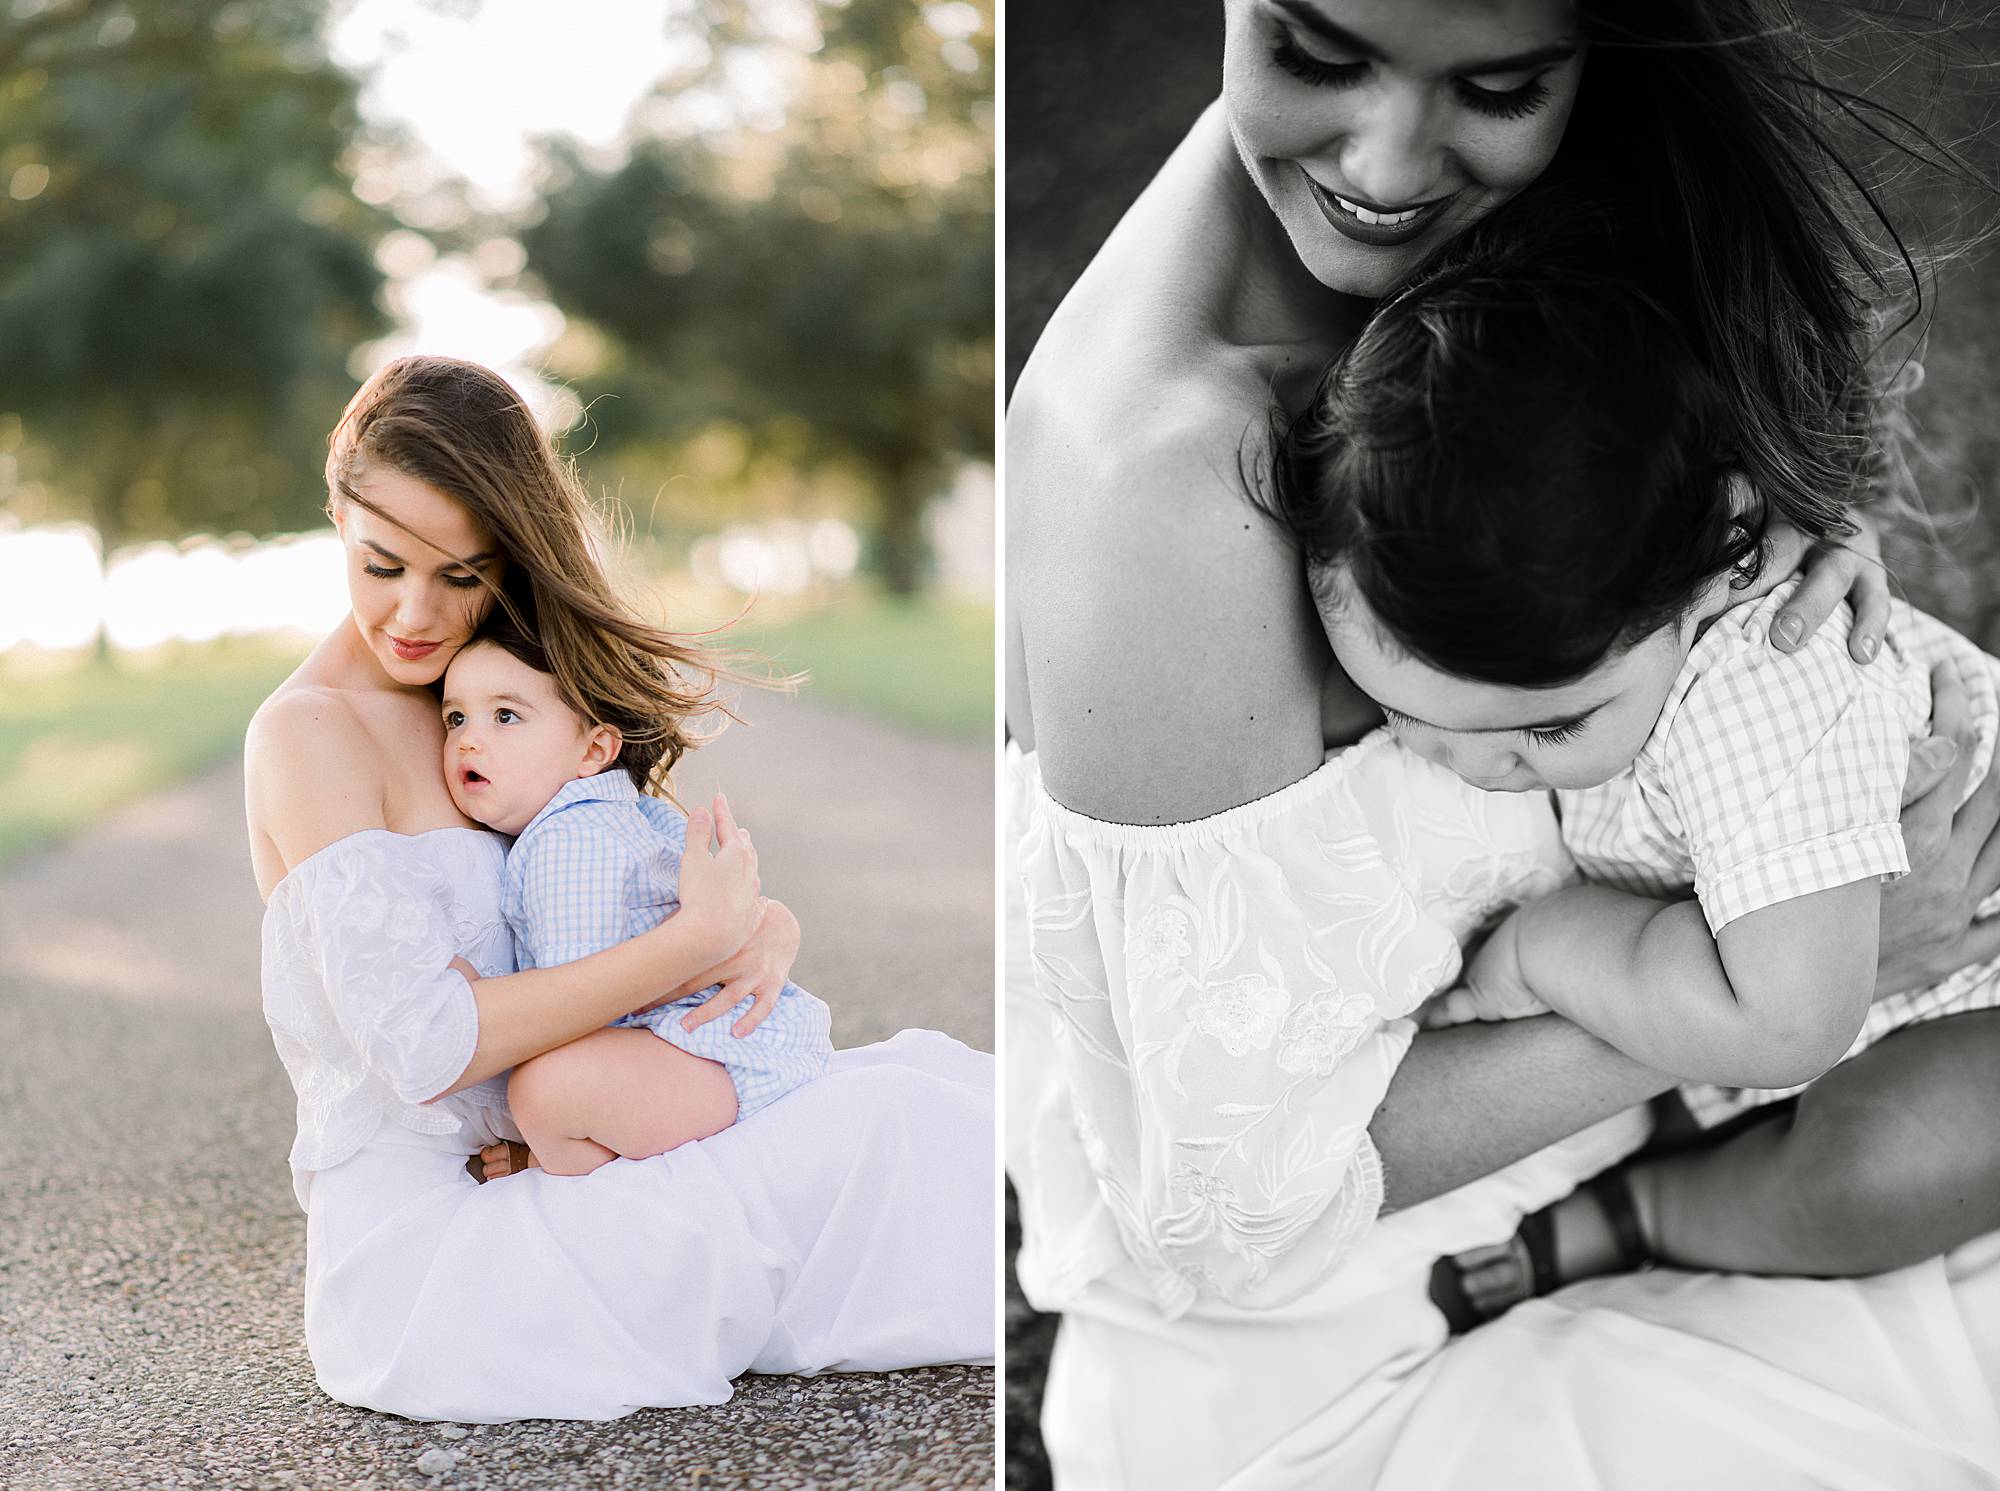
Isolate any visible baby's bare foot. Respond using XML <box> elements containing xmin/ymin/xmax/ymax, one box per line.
<box><xmin>476</xmin><ymin>1141</ymin><xmax>539</xmax><ymax>1182</ymax></box>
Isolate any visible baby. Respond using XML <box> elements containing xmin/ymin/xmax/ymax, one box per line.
<box><xmin>1261</xmin><ymin>225</ymin><xmax>2000</xmax><ymax>1293</ymax></box>
<box><xmin>440</xmin><ymin>617</ymin><xmax>832</xmax><ymax>1177</ymax></box>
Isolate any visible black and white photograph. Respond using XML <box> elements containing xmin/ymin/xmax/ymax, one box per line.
<box><xmin>1006</xmin><ymin>3</ymin><xmax>2000</xmax><ymax>1487</ymax></box>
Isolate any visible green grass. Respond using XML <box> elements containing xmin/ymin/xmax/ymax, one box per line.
<box><xmin>732</xmin><ymin>592</ymin><xmax>994</xmax><ymax>739</ymax></box>
<box><xmin>0</xmin><ymin>640</ymin><xmax>305</xmax><ymax>869</ymax></box>
<box><xmin>0</xmin><ymin>593</ymin><xmax>990</xmax><ymax>871</ymax></box>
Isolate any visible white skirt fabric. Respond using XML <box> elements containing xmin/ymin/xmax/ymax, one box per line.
<box><xmin>1045</xmin><ymin>1234</ymin><xmax>2000</xmax><ymax>1491</ymax></box>
<box><xmin>301</xmin><ymin>1030</ymin><xmax>995</xmax><ymax>1423</ymax></box>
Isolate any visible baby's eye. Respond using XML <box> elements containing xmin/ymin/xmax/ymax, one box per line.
<box><xmin>442</xmin><ymin>710</ymin><xmax>464</xmax><ymax>729</ymax></box>
<box><xmin>495</xmin><ymin>708</ymin><xmax>519</xmax><ymax>725</ymax></box>
<box><xmin>1526</xmin><ymin>720</ymin><xmax>1587</xmax><ymax>747</ymax></box>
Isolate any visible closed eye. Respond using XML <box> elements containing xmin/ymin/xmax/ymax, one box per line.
<box><xmin>1526</xmin><ymin>719</ymin><xmax>1588</xmax><ymax>746</ymax></box>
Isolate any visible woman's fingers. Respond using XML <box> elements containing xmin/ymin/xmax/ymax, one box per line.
<box><xmin>1901</xmin><ymin>737</ymin><xmax>1958</xmax><ymax>809</ymax></box>
<box><xmin>1949</xmin><ymin>750</ymin><xmax>2000</xmax><ymax>876</ymax></box>
<box><xmin>1947</xmin><ymin>910</ymin><xmax>2000</xmax><ymax>971</ymax></box>
<box><xmin>1846</xmin><ymin>564</ymin><xmax>1891</xmax><ymax>663</ymax></box>
<box><xmin>686</xmin><ymin>804</ymin><xmax>713</xmax><ymax>853</ymax></box>
<box><xmin>681</xmin><ymin>977</ymin><xmax>751</xmax><ymax>1032</ymax></box>
<box><xmin>1770</xmin><ymin>544</ymin><xmax>1856</xmax><ymax>652</ymax></box>
<box><xmin>711</xmin><ymin>792</ymin><xmax>739</xmax><ymax>846</ymax></box>
<box><xmin>731</xmin><ymin>982</ymin><xmax>782</xmax><ymax>1038</ymax></box>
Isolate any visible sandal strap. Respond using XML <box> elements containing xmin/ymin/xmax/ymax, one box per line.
<box><xmin>1585</xmin><ymin>1168</ymin><xmax>1653</xmax><ymax>1271</ymax></box>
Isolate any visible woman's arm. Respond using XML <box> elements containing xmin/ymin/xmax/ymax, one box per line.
<box><xmin>249</xmin><ymin>697</ymin><xmax>764</xmax><ymax>1099</ymax></box>
<box><xmin>1372</xmin><ymin>1016</ymin><xmax>1677</xmax><ymax>1209</ymax></box>
<box><xmin>1009</xmin><ymin>389</ymin><xmax>1331</xmax><ymax>823</ymax></box>
<box><xmin>434</xmin><ymin>795</ymin><xmax>761</xmax><ymax>1096</ymax></box>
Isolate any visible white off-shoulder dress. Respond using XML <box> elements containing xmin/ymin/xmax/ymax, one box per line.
<box><xmin>262</xmin><ymin>827</ymin><xmax>993</xmax><ymax>1423</ymax></box>
<box><xmin>1008</xmin><ymin>735</ymin><xmax>2000</xmax><ymax>1491</ymax></box>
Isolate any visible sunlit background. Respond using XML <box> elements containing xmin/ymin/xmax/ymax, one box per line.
<box><xmin>0</xmin><ymin>0</ymin><xmax>994</xmax><ymax>862</ymax></box>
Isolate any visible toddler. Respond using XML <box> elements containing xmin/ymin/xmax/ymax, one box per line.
<box><xmin>441</xmin><ymin>617</ymin><xmax>832</xmax><ymax>1177</ymax></box>
<box><xmin>1262</xmin><ymin>231</ymin><xmax>2000</xmax><ymax>1295</ymax></box>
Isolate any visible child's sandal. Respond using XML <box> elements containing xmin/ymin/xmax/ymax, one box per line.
<box><xmin>1427</xmin><ymin>1168</ymin><xmax>1652</xmax><ymax>1334</ymax></box>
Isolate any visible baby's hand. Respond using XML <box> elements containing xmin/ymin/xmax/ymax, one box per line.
<box><xmin>1449</xmin><ymin>912</ymin><xmax>1552</xmax><ymax>1023</ymax></box>
<box><xmin>676</xmin><ymin>793</ymin><xmax>763</xmax><ymax>965</ymax></box>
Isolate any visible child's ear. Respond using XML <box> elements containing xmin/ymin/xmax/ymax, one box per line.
<box><xmin>578</xmin><ymin>723</ymin><xmax>623</xmax><ymax>776</ymax></box>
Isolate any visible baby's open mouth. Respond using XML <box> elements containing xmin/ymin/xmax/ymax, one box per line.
<box><xmin>461</xmin><ymin>767</ymin><xmax>489</xmax><ymax>789</ymax></box>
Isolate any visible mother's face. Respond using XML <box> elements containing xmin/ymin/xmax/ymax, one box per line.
<box><xmin>1223</xmin><ymin>0</ymin><xmax>1584</xmax><ymax>298</ymax></box>
<box><xmin>332</xmin><ymin>464</ymin><xmax>507</xmax><ymax>687</ymax></box>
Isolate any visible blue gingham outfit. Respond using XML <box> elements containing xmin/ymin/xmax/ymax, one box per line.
<box><xmin>501</xmin><ymin>771</ymin><xmax>833</xmax><ymax>1119</ymax></box>
<box><xmin>1557</xmin><ymin>580</ymin><xmax>2000</xmax><ymax>1127</ymax></box>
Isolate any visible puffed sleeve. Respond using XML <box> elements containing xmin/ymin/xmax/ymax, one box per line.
<box><xmin>1016</xmin><ymin>739</ymin><xmax>1473</xmax><ymax>1317</ymax></box>
<box><xmin>295</xmin><ymin>835</ymin><xmax>481</xmax><ymax>1106</ymax></box>
<box><xmin>509</xmin><ymin>802</ymin><xmax>662</xmax><ymax>969</ymax></box>
<box><xmin>1661</xmin><ymin>611</ymin><xmax>1910</xmax><ymax>934</ymax></box>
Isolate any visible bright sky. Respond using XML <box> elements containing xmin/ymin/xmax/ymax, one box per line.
<box><xmin>323</xmin><ymin>0</ymin><xmax>710</xmax><ymax>422</ymax></box>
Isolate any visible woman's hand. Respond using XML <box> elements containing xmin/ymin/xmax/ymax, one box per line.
<box><xmin>670</xmin><ymin>794</ymin><xmax>762</xmax><ymax>972</ymax></box>
<box><xmin>1877</xmin><ymin>660</ymin><xmax>2000</xmax><ymax>996</ymax></box>
<box><xmin>660</xmin><ymin>897</ymin><xmax>804</xmax><ymax>1039</ymax></box>
<box><xmin>1768</xmin><ymin>508</ymin><xmax>1890</xmax><ymax>664</ymax></box>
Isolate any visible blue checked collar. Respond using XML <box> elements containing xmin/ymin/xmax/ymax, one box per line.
<box><xmin>516</xmin><ymin>768</ymin><xmax>641</xmax><ymax>842</ymax></box>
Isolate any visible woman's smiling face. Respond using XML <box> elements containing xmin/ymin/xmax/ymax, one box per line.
<box><xmin>333</xmin><ymin>464</ymin><xmax>506</xmax><ymax>687</ymax></box>
<box><xmin>1223</xmin><ymin>0</ymin><xmax>1584</xmax><ymax>297</ymax></box>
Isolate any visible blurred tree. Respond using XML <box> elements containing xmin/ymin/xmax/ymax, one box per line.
<box><xmin>0</xmin><ymin>0</ymin><xmax>387</xmax><ymax>554</ymax></box>
<box><xmin>523</xmin><ymin>0</ymin><xmax>993</xmax><ymax>593</ymax></box>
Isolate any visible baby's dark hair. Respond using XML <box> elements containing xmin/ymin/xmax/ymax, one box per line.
<box><xmin>1262</xmin><ymin>205</ymin><xmax>1768</xmax><ymax>689</ymax></box>
<box><xmin>461</xmin><ymin>609</ymin><xmax>678</xmax><ymax>795</ymax></box>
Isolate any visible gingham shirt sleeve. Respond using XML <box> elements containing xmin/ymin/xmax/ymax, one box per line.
<box><xmin>511</xmin><ymin>804</ymin><xmax>655</xmax><ymax>968</ymax></box>
<box><xmin>1662</xmin><ymin>634</ymin><xmax>1910</xmax><ymax>933</ymax></box>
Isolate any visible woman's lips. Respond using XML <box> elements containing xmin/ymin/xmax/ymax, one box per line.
<box><xmin>390</xmin><ymin>635</ymin><xmax>441</xmax><ymax>662</ymax></box>
<box><xmin>1299</xmin><ymin>169</ymin><xmax>1453</xmax><ymax>247</ymax></box>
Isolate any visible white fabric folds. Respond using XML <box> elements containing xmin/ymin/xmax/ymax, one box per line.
<box><xmin>263</xmin><ymin>828</ymin><xmax>994</xmax><ymax>1421</ymax></box>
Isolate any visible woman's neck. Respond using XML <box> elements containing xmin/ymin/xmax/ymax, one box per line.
<box><xmin>1196</xmin><ymin>108</ymin><xmax>1376</xmax><ymax>360</ymax></box>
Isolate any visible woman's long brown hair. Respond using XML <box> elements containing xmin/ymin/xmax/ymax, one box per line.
<box><xmin>326</xmin><ymin>354</ymin><xmax>735</xmax><ymax>795</ymax></box>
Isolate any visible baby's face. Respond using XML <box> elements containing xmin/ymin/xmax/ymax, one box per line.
<box><xmin>441</xmin><ymin>642</ymin><xmax>611</xmax><ymax>835</ymax></box>
<box><xmin>1321</xmin><ymin>576</ymin><xmax>1691</xmax><ymax>793</ymax></box>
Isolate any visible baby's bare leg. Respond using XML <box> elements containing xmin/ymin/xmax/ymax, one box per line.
<box><xmin>507</xmin><ymin>1028</ymin><xmax>739</xmax><ymax>1177</ymax></box>
<box><xmin>1633</xmin><ymin>1009</ymin><xmax>2000</xmax><ymax>1276</ymax></box>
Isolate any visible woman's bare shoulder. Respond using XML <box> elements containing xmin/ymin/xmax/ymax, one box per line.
<box><xmin>245</xmin><ymin>684</ymin><xmax>392</xmax><ymax>889</ymax></box>
<box><xmin>1010</xmin><ymin>365</ymin><xmax>1330</xmax><ymax>823</ymax></box>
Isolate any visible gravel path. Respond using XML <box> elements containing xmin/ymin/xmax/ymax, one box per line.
<box><xmin>0</xmin><ymin>694</ymin><xmax>995</xmax><ymax>1490</ymax></box>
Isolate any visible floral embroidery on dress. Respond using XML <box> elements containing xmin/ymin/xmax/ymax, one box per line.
<box><xmin>1276</xmin><ymin>991</ymin><xmax>1375</xmax><ymax>1077</ymax></box>
<box><xmin>1190</xmin><ymin>972</ymin><xmax>1290</xmax><ymax>1056</ymax></box>
<box><xmin>1011</xmin><ymin>737</ymin><xmax>1574</xmax><ymax>1317</ymax></box>
<box><xmin>1125</xmin><ymin>903</ymin><xmax>1194</xmax><ymax>983</ymax></box>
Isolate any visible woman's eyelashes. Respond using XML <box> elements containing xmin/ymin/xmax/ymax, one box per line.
<box><xmin>1453</xmin><ymin>74</ymin><xmax>1553</xmax><ymax>121</ymax></box>
<box><xmin>1268</xmin><ymin>29</ymin><xmax>1367</xmax><ymax>88</ymax></box>
<box><xmin>361</xmin><ymin>560</ymin><xmax>483</xmax><ymax>589</ymax></box>
<box><xmin>1266</xmin><ymin>28</ymin><xmax>1554</xmax><ymax>121</ymax></box>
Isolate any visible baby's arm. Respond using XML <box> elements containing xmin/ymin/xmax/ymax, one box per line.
<box><xmin>1482</xmin><ymin>878</ymin><xmax>1879</xmax><ymax>1087</ymax></box>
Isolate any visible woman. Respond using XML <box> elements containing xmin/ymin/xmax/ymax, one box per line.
<box><xmin>1007</xmin><ymin>2</ymin><xmax>2000</xmax><ymax>1485</ymax></box>
<box><xmin>247</xmin><ymin>355</ymin><xmax>993</xmax><ymax>1422</ymax></box>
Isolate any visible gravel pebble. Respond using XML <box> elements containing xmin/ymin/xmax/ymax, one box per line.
<box><xmin>417</xmin><ymin>1448</ymin><xmax>457</xmax><ymax>1476</ymax></box>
